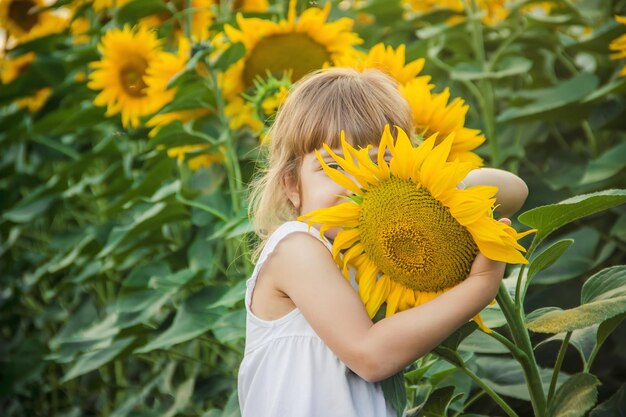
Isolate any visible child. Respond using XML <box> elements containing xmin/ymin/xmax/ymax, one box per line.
<box><xmin>238</xmin><ymin>68</ymin><xmax>528</xmax><ymax>417</ymax></box>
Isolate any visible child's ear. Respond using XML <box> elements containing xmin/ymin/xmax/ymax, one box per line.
<box><xmin>281</xmin><ymin>173</ymin><xmax>301</xmax><ymax>210</ymax></box>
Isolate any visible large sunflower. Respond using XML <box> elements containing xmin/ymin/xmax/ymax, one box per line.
<box><xmin>610</xmin><ymin>15</ymin><xmax>626</xmax><ymax>77</ymax></box>
<box><xmin>400</xmin><ymin>77</ymin><xmax>485</xmax><ymax>165</ymax></box>
<box><xmin>332</xmin><ymin>43</ymin><xmax>428</xmax><ymax>86</ymax></box>
<box><xmin>88</xmin><ymin>25</ymin><xmax>171</xmax><ymax>128</ymax></box>
<box><xmin>299</xmin><ymin>125</ymin><xmax>533</xmax><ymax>330</ymax></box>
<box><xmin>0</xmin><ymin>0</ymin><xmax>69</xmax><ymax>43</ymax></box>
<box><xmin>220</xmin><ymin>0</ymin><xmax>362</xmax><ymax>100</ymax></box>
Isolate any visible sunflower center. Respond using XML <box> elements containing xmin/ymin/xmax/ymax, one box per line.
<box><xmin>8</xmin><ymin>0</ymin><xmax>39</xmax><ymax>32</ymax></box>
<box><xmin>119</xmin><ymin>57</ymin><xmax>149</xmax><ymax>97</ymax></box>
<box><xmin>243</xmin><ymin>33</ymin><xmax>331</xmax><ymax>89</ymax></box>
<box><xmin>359</xmin><ymin>176</ymin><xmax>477</xmax><ymax>293</ymax></box>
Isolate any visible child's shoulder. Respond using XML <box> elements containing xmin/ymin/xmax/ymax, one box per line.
<box><xmin>266</xmin><ymin>221</ymin><xmax>331</xmax><ymax>250</ymax></box>
<box><xmin>258</xmin><ymin>221</ymin><xmax>332</xmax><ymax>266</ymax></box>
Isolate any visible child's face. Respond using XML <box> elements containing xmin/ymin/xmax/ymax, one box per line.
<box><xmin>292</xmin><ymin>146</ymin><xmax>381</xmax><ymax>240</ymax></box>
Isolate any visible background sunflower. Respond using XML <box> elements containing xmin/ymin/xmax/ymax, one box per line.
<box><xmin>88</xmin><ymin>25</ymin><xmax>170</xmax><ymax>128</ymax></box>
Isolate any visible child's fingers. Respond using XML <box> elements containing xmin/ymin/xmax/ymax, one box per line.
<box><xmin>498</xmin><ymin>217</ymin><xmax>511</xmax><ymax>226</ymax></box>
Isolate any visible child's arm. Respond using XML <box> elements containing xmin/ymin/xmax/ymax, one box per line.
<box><xmin>265</xmin><ymin>223</ymin><xmax>508</xmax><ymax>383</ymax></box>
<box><xmin>462</xmin><ymin>168</ymin><xmax>529</xmax><ymax>218</ymax></box>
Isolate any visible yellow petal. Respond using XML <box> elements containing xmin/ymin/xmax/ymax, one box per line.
<box><xmin>384</xmin><ymin>283</ymin><xmax>403</xmax><ymax>318</ymax></box>
<box><xmin>473</xmin><ymin>313</ymin><xmax>491</xmax><ymax>333</ymax></box>
<box><xmin>366</xmin><ymin>275</ymin><xmax>391</xmax><ymax>318</ymax></box>
<box><xmin>315</xmin><ymin>149</ymin><xmax>362</xmax><ymax>195</ymax></box>
<box><xmin>331</xmin><ymin>228</ymin><xmax>361</xmax><ymax>261</ymax></box>
<box><xmin>357</xmin><ymin>260</ymin><xmax>378</xmax><ymax>304</ymax></box>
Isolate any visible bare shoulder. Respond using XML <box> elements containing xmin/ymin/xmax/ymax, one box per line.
<box><xmin>261</xmin><ymin>231</ymin><xmax>337</xmax><ymax>281</ymax></box>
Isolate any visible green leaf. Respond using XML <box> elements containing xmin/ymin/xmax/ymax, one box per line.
<box><xmin>537</xmin><ymin>325</ymin><xmax>598</xmax><ymax>366</ymax></box>
<box><xmin>451</xmin><ymin>57</ymin><xmax>533</xmax><ymax>81</ymax></box>
<box><xmin>438</xmin><ymin>321</ymin><xmax>478</xmax><ymax>351</ymax></box>
<box><xmin>518</xmin><ymin>189</ymin><xmax>626</xmax><ymax>244</ymax></box>
<box><xmin>548</xmin><ymin>373</ymin><xmax>599</xmax><ymax>417</ymax></box>
<box><xmin>432</xmin><ymin>346</ymin><xmax>464</xmax><ymax>368</ymax></box>
<box><xmin>579</xmin><ymin>142</ymin><xmax>626</xmax><ymax>185</ymax></box>
<box><xmin>109</xmin><ymin>374</ymin><xmax>161</xmax><ymax>417</ymax></box>
<box><xmin>582</xmin><ymin>77</ymin><xmax>626</xmax><ymax>103</ymax></box>
<box><xmin>532</xmin><ymin>228</ymin><xmax>599</xmax><ymax>285</ymax></box>
<box><xmin>381</xmin><ymin>371</ymin><xmax>407</xmax><ymax>417</ymax></box>
<box><xmin>33</xmin><ymin>106</ymin><xmax>106</xmax><ymax>135</ymax></box>
<box><xmin>526</xmin><ymin>296</ymin><xmax>626</xmax><ymax>333</ymax></box>
<box><xmin>581</xmin><ymin>266</ymin><xmax>626</xmax><ymax>303</ymax></box>
<box><xmin>98</xmin><ymin>202</ymin><xmax>187</xmax><ymax>258</ymax></box>
<box><xmin>62</xmin><ymin>337</ymin><xmax>135</xmax><ymax>382</ymax></box>
<box><xmin>209</xmin><ymin>279</ymin><xmax>246</xmax><ymax>309</ymax></box>
<box><xmin>473</xmin><ymin>356</ymin><xmax>564</xmax><ymax>401</ymax></box>
<box><xmin>527</xmin><ymin>239</ymin><xmax>574</xmax><ymax>283</ymax></box>
<box><xmin>213</xmin><ymin>43</ymin><xmax>246</xmax><ymax>71</ymax></box>
<box><xmin>589</xmin><ymin>383</ymin><xmax>626</xmax><ymax>417</ymax></box>
<box><xmin>432</xmin><ymin>322</ymin><xmax>477</xmax><ymax>367</ymax></box>
<box><xmin>135</xmin><ymin>287</ymin><xmax>227</xmax><ymax>353</ymax></box>
<box><xmin>123</xmin><ymin>261</ymin><xmax>171</xmax><ymax>288</ymax></box>
<box><xmin>212</xmin><ymin>309</ymin><xmax>245</xmax><ymax>344</ymax></box>
<box><xmin>116</xmin><ymin>0</ymin><xmax>170</xmax><ymax>24</ymax></box>
<box><xmin>497</xmin><ymin>73</ymin><xmax>598</xmax><ymax>123</ymax></box>
<box><xmin>458</xmin><ymin>330</ymin><xmax>509</xmax><ymax>354</ymax></box>
<box><xmin>419</xmin><ymin>386</ymin><xmax>461</xmax><ymax>417</ymax></box>
<box><xmin>611</xmin><ymin>213</ymin><xmax>626</xmax><ymax>242</ymax></box>
<box><xmin>3</xmin><ymin>196</ymin><xmax>57</xmax><ymax>223</ymax></box>
<box><xmin>595</xmin><ymin>312</ymin><xmax>626</xmax><ymax>355</ymax></box>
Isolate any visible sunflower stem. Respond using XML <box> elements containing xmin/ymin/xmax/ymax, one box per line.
<box><xmin>497</xmin><ymin>284</ymin><xmax>548</xmax><ymax>417</ymax></box>
<box><xmin>206</xmin><ymin>69</ymin><xmax>243</xmax><ymax>214</ymax></box>
<box><xmin>485</xmin><ymin>329</ymin><xmax>526</xmax><ymax>361</ymax></box>
<box><xmin>515</xmin><ymin>264</ymin><xmax>527</xmax><ymax>309</ymax></box>
<box><xmin>547</xmin><ymin>331</ymin><xmax>571</xmax><ymax>402</ymax></box>
<box><xmin>582</xmin><ymin>120</ymin><xmax>598</xmax><ymax>158</ymax></box>
<box><xmin>445</xmin><ymin>360</ymin><xmax>519</xmax><ymax>417</ymax></box>
<box><xmin>465</xmin><ymin>0</ymin><xmax>499</xmax><ymax>166</ymax></box>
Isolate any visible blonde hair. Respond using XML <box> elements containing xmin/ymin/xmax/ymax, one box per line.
<box><xmin>249</xmin><ymin>68</ymin><xmax>413</xmax><ymax>253</ymax></box>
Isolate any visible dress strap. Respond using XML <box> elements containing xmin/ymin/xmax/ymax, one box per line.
<box><xmin>245</xmin><ymin>221</ymin><xmax>331</xmax><ymax>311</ymax></box>
<box><xmin>257</xmin><ymin>221</ymin><xmax>331</xmax><ymax>266</ymax></box>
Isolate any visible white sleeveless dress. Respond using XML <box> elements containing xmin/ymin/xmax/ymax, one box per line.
<box><xmin>237</xmin><ymin>221</ymin><xmax>397</xmax><ymax>417</ymax></box>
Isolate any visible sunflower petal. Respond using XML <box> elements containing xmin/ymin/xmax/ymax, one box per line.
<box><xmin>316</xmin><ymin>149</ymin><xmax>362</xmax><ymax>195</ymax></box>
<box><xmin>473</xmin><ymin>313</ymin><xmax>491</xmax><ymax>333</ymax></box>
<box><xmin>365</xmin><ymin>275</ymin><xmax>391</xmax><ymax>318</ymax></box>
<box><xmin>331</xmin><ymin>228</ymin><xmax>361</xmax><ymax>261</ymax></box>
<box><xmin>384</xmin><ymin>283</ymin><xmax>403</xmax><ymax>318</ymax></box>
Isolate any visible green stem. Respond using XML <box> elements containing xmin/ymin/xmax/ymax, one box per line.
<box><xmin>447</xmin><ymin>361</ymin><xmax>519</xmax><ymax>417</ymax></box>
<box><xmin>465</xmin><ymin>0</ymin><xmax>499</xmax><ymax>166</ymax></box>
<box><xmin>515</xmin><ymin>264</ymin><xmax>527</xmax><ymax>309</ymax></box>
<box><xmin>497</xmin><ymin>284</ymin><xmax>548</xmax><ymax>417</ymax></box>
<box><xmin>584</xmin><ymin>343</ymin><xmax>602</xmax><ymax>373</ymax></box>
<box><xmin>548</xmin><ymin>332</ymin><xmax>571</xmax><ymax>402</ymax></box>
<box><xmin>581</xmin><ymin>121</ymin><xmax>598</xmax><ymax>158</ymax></box>
<box><xmin>486</xmin><ymin>329</ymin><xmax>526</xmax><ymax>360</ymax></box>
<box><xmin>452</xmin><ymin>390</ymin><xmax>487</xmax><ymax>417</ymax></box>
<box><xmin>206</xmin><ymin>72</ymin><xmax>243</xmax><ymax>214</ymax></box>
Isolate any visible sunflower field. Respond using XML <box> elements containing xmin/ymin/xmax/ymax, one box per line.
<box><xmin>2</xmin><ymin>0</ymin><xmax>626</xmax><ymax>416</ymax></box>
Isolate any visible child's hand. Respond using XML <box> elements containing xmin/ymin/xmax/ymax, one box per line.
<box><xmin>466</xmin><ymin>218</ymin><xmax>511</xmax><ymax>298</ymax></box>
